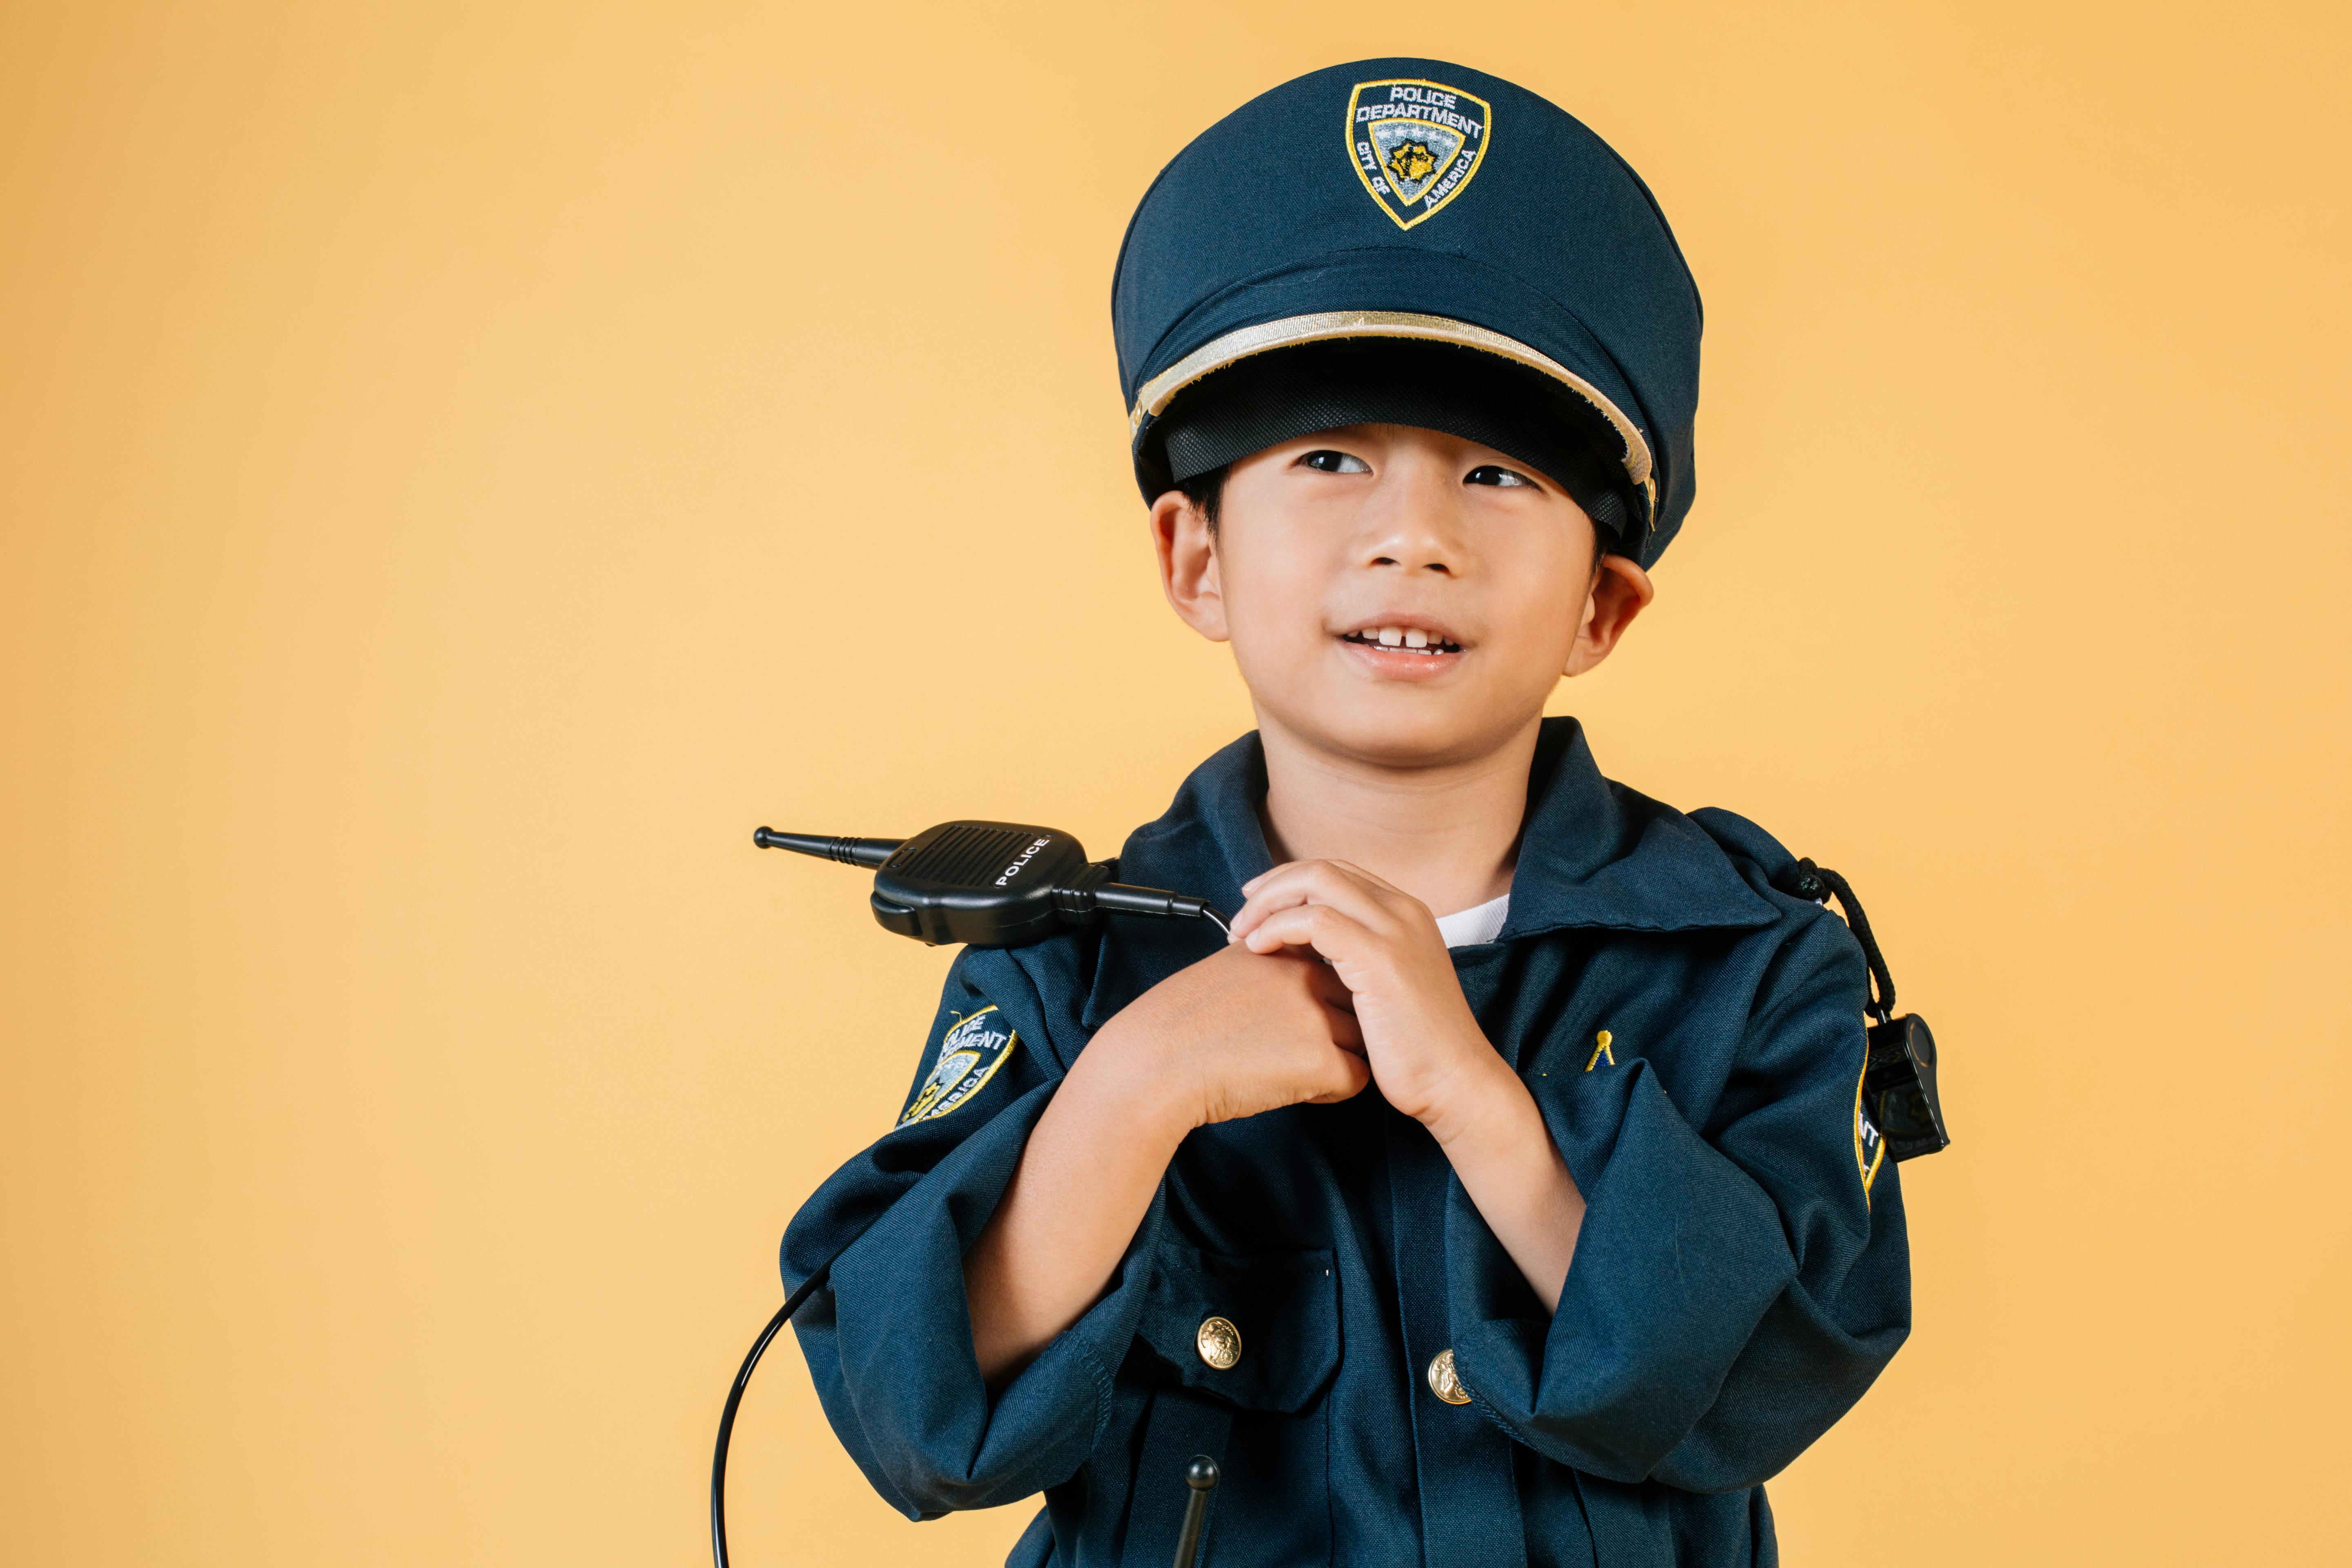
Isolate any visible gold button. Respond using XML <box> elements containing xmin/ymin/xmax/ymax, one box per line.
<box><xmin>1195</xmin><ymin>1315</ymin><xmax>1242</xmax><ymax>1370</ymax></box>
<box><xmin>1426</xmin><ymin>1348</ymin><xmax>1472</xmax><ymax>1405</ymax></box>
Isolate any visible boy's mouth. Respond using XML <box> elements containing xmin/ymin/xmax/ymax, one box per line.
<box><xmin>1339</xmin><ymin>623</ymin><xmax>1464</xmax><ymax>657</ymax></box>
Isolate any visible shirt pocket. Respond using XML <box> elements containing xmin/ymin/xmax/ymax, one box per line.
<box><xmin>1135</xmin><ymin>1242</ymin><xmax>1340</xmax><ymax>1412</ymax></box>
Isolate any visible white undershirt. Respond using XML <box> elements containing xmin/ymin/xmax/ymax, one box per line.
<box><xmin>1433</xmin><ymin>892</ymin><xmax>1511</xmax><ymax>948</ymax></box>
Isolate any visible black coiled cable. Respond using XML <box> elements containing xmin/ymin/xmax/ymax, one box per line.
<box><xmin>710</xmin><ymin>1254</ymin><xmax>840</xmax><ymax>1568</ymax></box>
<box><xmin>711</xmin><ymin>901</ymin><xmax>1233</xmax><ymax>1567</ymax></box>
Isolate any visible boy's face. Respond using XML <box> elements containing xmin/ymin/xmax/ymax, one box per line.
<box><xmin>1152</xmin><ymin>423</ymin><xmax>1654</xmax><ymax>771</ymax></box>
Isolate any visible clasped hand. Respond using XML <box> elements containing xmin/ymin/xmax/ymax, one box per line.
<box><xmin>1011</xmin><ymin>862</ymin><xmax>1577</xmax><ymax>1360</ymax></box>
<box><xmin>1091</xmin><ymin>860</ymin><xmax>1505</xmax><ymax>1142</ymax></box>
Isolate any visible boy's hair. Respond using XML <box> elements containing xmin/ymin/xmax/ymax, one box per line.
<box><xmin>1174</xmin><ymin>459</ymin><xmax>1609</xmax><ymax>568</ymax></box>
<box><xmin>1176</xmin><ymin>465</ymin><xmax>1227</xmax><ymax>532</ymax></box>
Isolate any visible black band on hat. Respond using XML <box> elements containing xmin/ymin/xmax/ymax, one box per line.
<box><xmin>1140</xmin><ymin>337</ymin><xmax>1641</xmax><ymax>551</ymax></box>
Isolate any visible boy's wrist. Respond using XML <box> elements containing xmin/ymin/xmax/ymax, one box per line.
<box><xmin>1417</xmin><ymin>1045</ymin><xmax>1535</xmax><ymax>1152</ymax></box>
<box><xmin>1067</xmin><ymin>1021</ymin><xmax>1199</xmax><ymax>1151</ymax></box>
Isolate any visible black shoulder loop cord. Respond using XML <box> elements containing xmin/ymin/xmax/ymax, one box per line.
<box><xmin>1775</xmin><ymin>858</ymin><xmax>1897</xmax><ymax>1025</ymax></box>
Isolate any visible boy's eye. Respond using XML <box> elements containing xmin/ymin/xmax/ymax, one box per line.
<box><xmin>1299</xmin><ymin>449</ymin><xmax>1372</xmax><ymax>474</ymax></box>
<box><xmin>1465</xmin><ymin>464</ymin><xmax>1538</xmax><ymax>488</ymax></box>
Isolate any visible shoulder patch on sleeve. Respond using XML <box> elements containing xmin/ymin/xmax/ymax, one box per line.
<box><xmin>1853</xmin><ymin>1049</ymin><xmax>1887</xmax><ymax>1204</ymax></box>
<box><xmin>899</xmin><ymin>1005</ymin><xmax>1020</xmax><ymax>1127</ymax></box>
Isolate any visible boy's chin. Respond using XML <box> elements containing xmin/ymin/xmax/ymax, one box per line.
<box><xmin>1265</xmin><ymin>693</ymin><xmax>1540</xmax><ymax>771</ymax></box>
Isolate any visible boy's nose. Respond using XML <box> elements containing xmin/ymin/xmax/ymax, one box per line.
<box><xmin>1357</xmin><ymin>463</ymin><xmax>1468</xmax><ymax>575</ymax></box>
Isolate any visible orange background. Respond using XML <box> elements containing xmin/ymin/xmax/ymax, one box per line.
<box><xmin>4</xmin><ymin>3</ymin><xmax>2346</xmax><ymax>1563</ymax></box>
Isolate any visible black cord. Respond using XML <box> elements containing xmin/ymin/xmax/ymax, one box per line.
<box><xmin>711</xmin><ymin>1258</ymin><xmax>839</xmax><ymax>1568</ymax></box>
<box><xmin>711</xmin><ymin>900</ymin><xmax>1232</xmax><ymax>1568</ymax></box>
<box><xmin>1774</xmin><ymin>858</ymin><xmax>1897</xmax><ymax>1024</ymax></box>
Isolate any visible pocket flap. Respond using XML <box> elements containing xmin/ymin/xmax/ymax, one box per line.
<box><xmin>1136</xmin><ymin>1243</ymin><xmax>1339</xmax><ymax>1412</ymax></box>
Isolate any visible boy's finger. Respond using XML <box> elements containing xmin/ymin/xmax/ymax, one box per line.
<box><xmin>1304</xmin><ymin>1053</ymin><xmax>1372</xmax><ymax>1104</ymax></box>
<box><xmin>1242</xmin><ymin>859</ymin><xmax>1381</xmax><ymax>904</ymax></box>
<box><xmin>1307</xmin><ymin>962</ymin><xmax>1358</xmax><ymax>1011</ymax></box>
<box><xmin>1325</xmin><ymin>1007</ymin><xmax>1366</xmax><ymax>1051</ymax></box>
<box><xmin>1231</xmin><ymin>862</ymin><xmax>1395</xmax><ymax>939</ymax></box>
<box><xmin>1263</xmin><ymin>859</ymin><xmax>1427</xmax><ymax>925</ymax></box>
<box><xmin>1318</xmin><ymin>859</ymin><xmax>1411</xmax><ymax>900</ymax></box>
<box><xmin>1240</xmin><ymin>902</ymin><xmax>1371</xmax><ymax>961</ymax></box>
<box><xmin>1237</xmin><ymin>858</ymin><xmax>1373</xmax><ymax>896</ymax></box>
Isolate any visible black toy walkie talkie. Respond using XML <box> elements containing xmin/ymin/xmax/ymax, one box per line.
<box><xmin>713</xmin><ymin>822</ymin><xmax>1230</xmax><ymax>1568</ymax></box>
<box><xmin>752</xmin><ymin>821</ymin><xmax>1229</xmax><ymax>944</ymax></box>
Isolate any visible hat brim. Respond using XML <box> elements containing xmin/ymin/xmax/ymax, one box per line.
<box><xmin>1140</xmin><ymin>336</ymin><xmax>1646</xmax><ymax>551</ymax></box>
<box><xmin>1132</xmin><ymin>308</ymin><xmax>1651</xmax><ymax>488</ymax></box>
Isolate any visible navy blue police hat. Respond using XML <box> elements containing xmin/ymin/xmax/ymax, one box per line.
<box><xmin>1114</xmin><ymin>59</ymin><xmax>1702</xmax><ymax>568</ymax></box>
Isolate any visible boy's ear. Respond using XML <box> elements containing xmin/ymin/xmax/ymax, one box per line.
<box><xmin>1564</xmin><ymin>554</ymin><xmax>1655</xmax><ymax>676</ymax></box>
<box><xmin>1150</xmin><ymin>490</ymin><xmax>1229</xmax><ymax>644</ymax></box>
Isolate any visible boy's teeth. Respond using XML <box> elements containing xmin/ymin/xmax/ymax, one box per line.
<box><xmin>1348</xmin><ymin>625</ymin><xmax>1455</xmax><ymax>653</ymax></box>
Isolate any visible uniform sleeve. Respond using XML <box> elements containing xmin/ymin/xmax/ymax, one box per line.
<box><xmin>1447</xmin><ymin>912</ymin><xmax>1911</xmax><ymax>1492</ymax></box>
<box><xmin>780</xmin><ymin>942</ymin><xmax>1158</xmax><ymax>1517</ymax></box>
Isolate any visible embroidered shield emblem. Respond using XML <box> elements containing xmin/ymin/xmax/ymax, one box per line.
<box><xmin>1345</xmin><ymin>78</ymin><xmax>1492</xmax><ymax>229</ymax></box>
<box><xmin>899</xmin><ymin>1006</ymin><xmax>1019</xmax><ymax>1127</ymax></box>
<box><xmin>1854</xmin><ymin>1062</ymin><xmax>1887</xmax><ymax>1203</ymax></box>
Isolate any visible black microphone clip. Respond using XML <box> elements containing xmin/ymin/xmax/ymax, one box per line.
<box><xmin>755</xmin><ymin>820</ymin><xmax>1226</xmax><ymax>947</ymax></box>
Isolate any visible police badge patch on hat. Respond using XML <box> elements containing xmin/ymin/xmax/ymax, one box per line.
<box><xmin>1347</xmin><ymin>78</ymin><xmax>1491</xmax><ymax>229</ymax></box>
<box><xmin>899</xmin><ymin>1006</ymin><xmax>1018</xmax><ymax>1127</ymax></box>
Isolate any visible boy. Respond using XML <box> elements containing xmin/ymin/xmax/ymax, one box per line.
<box><xmin>784</xmin><ymin>58</ymin><xmax>1909</xmax><ymax>1568</ymax></box>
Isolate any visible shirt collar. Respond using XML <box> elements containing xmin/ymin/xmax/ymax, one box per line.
<box><xmin>1497</xmin><ymin>717</ymin><xmax>1780</xmax><ymax>940</ymax></box>
<box><xmin>1081</xmin><ymin>717</ymin><xmax>1776</xmax><ymax>1031</ymax></box>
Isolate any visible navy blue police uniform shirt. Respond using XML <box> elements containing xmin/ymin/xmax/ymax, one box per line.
<box><xmin>783</xmin><ymin>718</ymin><xmax>1911</xmax><ymax>1567</ymax></box>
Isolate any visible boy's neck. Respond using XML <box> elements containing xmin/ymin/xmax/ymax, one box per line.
<box><xmin>1254</xmin><ymin>713</ymin><xmax>1541</xmax><ymax>918</ymax></box>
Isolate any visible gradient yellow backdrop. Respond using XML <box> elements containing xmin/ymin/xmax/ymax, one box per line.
<box><xmin>4</xmin><ymin>3</ymin><xmax>2346</xmax><ymax>1564</ymax></box>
